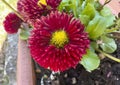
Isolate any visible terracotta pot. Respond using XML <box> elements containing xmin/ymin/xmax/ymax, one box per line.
<box><xmin>17</xmin><ymin>1</ymin><xmax>120</xmax><ymax>85</ymax></box>
<box><xmin>17</xmin><ymin>38</ymin><xmax>36</xmax><ymax>85</ymax></box>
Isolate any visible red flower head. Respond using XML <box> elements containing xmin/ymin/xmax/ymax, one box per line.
<box><xmin>3</xmin><ymin>13</ymin><xmax>22</xmax><ymax>34</ymax></box>
<box><xmin>29</xmin><ymin>11</ymin><xmax>90</xmax><ymax>72</ymax></box>
<box><xmin>46</xmin><ymin>0</ymin><xmax>61</xmax><ymax>8</ymax></box>
<box><xmin>17</xmin><ymin>0</ymin><xmax>61</xmax><ymax>24</ymax></box>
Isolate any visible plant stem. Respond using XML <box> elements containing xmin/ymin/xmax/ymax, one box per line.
<box><xmin>106</xmin><ymin>28</ymin><xmax>119</xmax><ymax>33</ymax></box>
<box><xmin>108</xmin><ymin>35</ymin><xmax>120</xmax><ymax>39</ymax></box>
<box><xmin>96</xmin><ymin>49</ymin><xmax>120</xmax><ymax>63</ymax></box>
<box><xmin>1</xmin><ymin>0</ymin><xmax>24</xmax><ymax>21</ymax></box>
<box><xmin>98</xmin><ymin>0</ymin><xmax>112</xmax><ymax>11</ymax></box>
<box><xmin>104</xmin><ymin>0</ymin><xmax>111</xmax><ymax>6</ymax></box>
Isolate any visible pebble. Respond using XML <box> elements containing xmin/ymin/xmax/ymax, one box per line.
<box><xmin>71</xmin><ymin>77</ymin><xmax>77</xmax><ymax>84</ymax></box>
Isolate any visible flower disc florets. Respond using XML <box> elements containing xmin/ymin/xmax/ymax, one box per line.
<box><xmin>29</xmin><ymin>11</ymin><xmax>90</xmax><ymax>72</ymax></box>
<box><xmin>50</xmin><ymin>30</ymin><xmax>69</xmax><ymax>48</ymax></box>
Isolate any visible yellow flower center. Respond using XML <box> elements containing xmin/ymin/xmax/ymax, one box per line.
<box><xmin>37</xmin><ymin>0</ymin><xmax>47</xmax><ymax>8</ymax></box>
<box><xmin>50</xmin><ymin>30</ymin><xmax>69</xmax><ymax>48</ymax></box>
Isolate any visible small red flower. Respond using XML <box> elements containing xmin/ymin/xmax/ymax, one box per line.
<box><xmin>17</xmin><ymin>0</ymin><xmax>61</xmax><ymax>24</ymax></box>
<box><xmin>29</xmin><ymin>11</ymin><xmax>90</xmax><ymax>72</ymax></box>
<box><xmin>3</xmin><ymin>13</ymin><xmax>22</xmax><ymax>34</ymax></box>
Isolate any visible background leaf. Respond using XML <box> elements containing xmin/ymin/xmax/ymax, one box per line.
<box><xmin>79</xmin><ymin>15</ymin><xmax>90</xmax><ymax>25</ymax></box>
<box><xmin>80</xmin><ymin>49</ymin><xmax>100</xmax><ymax>72</ymax></box>
<box><xmin>86</xmin><ymin>13</ymin><xmax>115</xmax><ymax>39</ymax></box>
<box><xmin>100</xmin><ymin>36</ymin><xmax>117</xmax><ymax>53</ymax></box>
<box><xmin>100</xmin><ymin>7</ymin><xmax>112</xmax><ymax>16</ymax></box>
<box><xmin>81</xmin><ymin>3</ymin><xmax>96</xmax><ymax>19</ymax></box>
<box><xmin>20</xmin><ymin>29</ymin><xmax>30</xmax><ymax>40</ymax></box>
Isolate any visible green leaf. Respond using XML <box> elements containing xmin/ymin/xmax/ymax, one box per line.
<box><xmin>77</xmin><ymin>0</ymin><xmax>84</xmax><ymax>7</ymax></box>
<box><xmin>100</xmin><ymin>7</ymin><xmax>112</xmax><ymax>16</ymax></box>
<box><xmin>86</xmin><ymin>13</ymin><xmax>115</xmax><ymax>39</ymax></box>
<box><xmin>116</xmin><ymin>18</ymin><xmax>120</xmax><ymax>27</ymax></box>
<box><xmin>89</xmin><ymin>16</ymin><xmax>108</xmax><ymax>39</ymax></box>
<box><xmin>58</xmin><ymin>0</ymin><xmax>85</xmax><ymax>17</ymax></box>
<box><xmin>90</xmin><ymin>41</ymin><xmax>98</xmax><ymax>50</ymax></box>
<box><xmin>58</xmin><ymin>0</ymin><xmax>72</xmax><ymax>11</ymax></box>
<box><xmin>94</xmin><ymin>1</ymin><xmax>102</xmax><ymax>10</ymax></box>
<box><xmin>85</xmin><ymin>0</ymin><xmax>95</xmax><ymax>7</ymax></box>
<box><xmin>20</xmin><ymin>29</ymin><xmax>30</xmax><ymax>40</ymax></box>
<box><xmin>71</xmin><ymin>0</ymin><xmax>77</xmax><ymax>17</ymax></box>
<box><xmin>86</xmin><ymin>0</ymin><xmax>94</xmax><ymax>4</ymax></box>
<box><xmin>85</xmin><ymin>13</ymin><xmax>101</xmax><ymax>33</ymax></box>
<box><xmin>81</xmin><ymin>3</ymin><xmax>96</xmax><ymax>19</ymax></box>
<box><xmin>104</xmin><ymin>15</ymin><xmax>115</xmax><ymax>27</ymax></box>
<box><xmin>80</xmin><ymin>49</ymin><xmax>100</xmax><ymax>72</ymax></box>
<box><xmin>3</xmin><ymin>75</ymin><xmax>9</xmax><ymax>85</ymax></box>
<box><xmin>79</xmin><ymin>15</ymin><xmax>90</xmax><ymax>25</ymax></box>
<box><xmin>100</xmin><ymin>36</ymin><xmax>117</xmax><ymax>53</ymax></box>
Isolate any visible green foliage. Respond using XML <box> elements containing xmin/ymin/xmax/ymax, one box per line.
<box><xmin>86</xmin><ymin>0</ymin><xmax>94</xmax><ymax>4</ymax></box>
<box><xmin>100</xmin><ymin>7</ymin><xmax>112</xmax><ymax>16</ymax></box>
<box><xmin>91</xmin><ymin>41</ymin><xmax>98</xmax><ymax>50</ymax></box>
<box><xmin>58</xmin><ymin>0</ymin><xmax>84</xmax><ymax>17</ymax></box>
<box><xmin>106</xmin><ymin>16</ymin><xmax>120</xmax><ymax>33</ymax></box>
<box><xmin>58</xmin><ymin>0</ymin><xmax>115</xmax><ymax>40</ymax></box>
<box><xmin>80</xmin><ymin>49</ymin><xmax>100</xmax><ymax>72</ymax></box>
<box><xmin>116</xmin><ymin>17</ymin><xmax>120</xmax><ymax>27</ymax></box>
<box><xmin>79</xmin><ymin>15</ymin><xmax>90</xmax><ymax>26</ymax></box>
<box><xmin>86</xmin><ymin>13</ymin><xmax>115</xmax><ymax>39</ymax></box>
<box><xmin>2</xmin><ymin>75</ymin><xmax>9</xmax><ymax>85</ymax></box>
<box><xmin>81</xmin><ymin>3</ymin><xmax>95</xmax><ymax>19</ymax></box>
<box><xmin>100</xmin><ymin>36</ymin><xmax>117</xmax><ymax>53</ymax></box>
<box><xmin>20</xmin><ymin>29</ymin><xmax>30</xmax><ymax>40</ymax></box>
<box><xmin>79</xmin><ymin>3</ymin><xmax>95</xmax><ymax>25</ymax></box>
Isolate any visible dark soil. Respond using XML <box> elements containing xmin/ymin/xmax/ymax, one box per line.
<box><xmin>35</xmin><ymin>41</ymin><xmax>120</xmax><ymax>85</ymax></box>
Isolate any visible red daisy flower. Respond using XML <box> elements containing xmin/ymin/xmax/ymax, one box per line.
<box><xmin>17</xmin><ymin>0</ymin><xmax>61</xmax><ymax>24</ymax></box>
<box><xmin>29</xmin><ymin>11</ymin><xmax>90</xmax><ymax>72</ymax></box>
<box><xmin>3</xmin><ymin>13</ymin><xmax>22</xmax><ymax>34</ymax></box>
<box><xmin>46</xmin><ymin>0</ymin><xmax>61</xmax><ymax>8</ymax></box>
